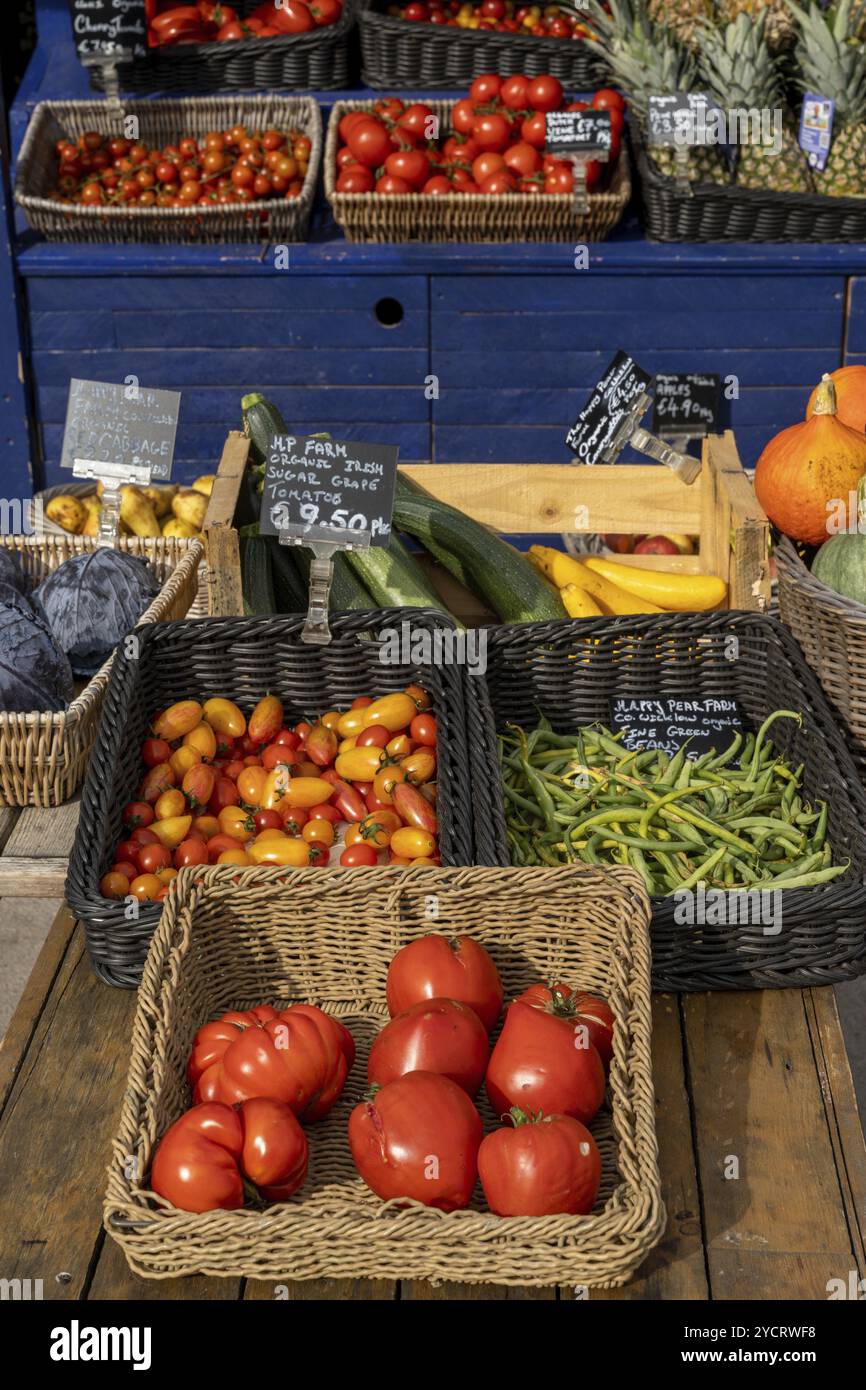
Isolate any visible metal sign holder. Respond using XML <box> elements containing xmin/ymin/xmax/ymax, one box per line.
<box><xmin>600</xmin><ymin>392</ymin><xmax>701</xmax><ymax>484</ymax></box>
<box><xmin>567</xmin><ymin>147</ymin><xmax>609</xmax><ymax>217</ymax></box>
<box><xmin>277</xmin><ymin>523</ymin><xmax>373</xmax><ymax>646</ymax></box>
<box><xmin>80</xmin><ymin>51</ymin><xmax>129</xmax><ymax>122</ymax></box>
<box><xmin>72</xmin><ymin>458</ymin><xmax>152</xmax><ymax>547</ymax></box>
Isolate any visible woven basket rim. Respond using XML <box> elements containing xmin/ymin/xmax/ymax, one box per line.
<box><xmin>775</xmin><ymin>534</ymin><xmax>866</xmax><ymax>622</ymax></box>
<box><xmin>130</xmin><ymin>0</ymin><xmax>357</xmax><ymax>64</ymax></box>
<box><xmin>325</xmin><ymin>97</ymin><xmax>631</xmax><ymax>214</ymax></box>
<box><xmin>15</xmin><ymin>96</ymin><xmax>321</xmax><ymax>227</ymax></box>
<box><xmin>104</xmin><ymin>863</ymin><xmax>665</xmax><ymax>1286</ymax></box>
<box><xmin>0</xmin><ymin>537</ymin><xmax>203</xmax><ymax>731</ymax></box>
<box><xmin>356</xmin><ymin>1</ymin><xmax>597</xmax><ymax>51</ymax></box>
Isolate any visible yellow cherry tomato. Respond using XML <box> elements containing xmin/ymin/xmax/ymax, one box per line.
<box><xmin>157</xmin><ymin>867</ymin><xmax>179</xmax><ymax>885</ymax></box>
<box><xmin>153</xmin><ymin>700</ymin><xmax>203</xmax><ymax>740</ymax></box>
<box><xmin>237</xmin><ymin>765</ymin><xmax>268</xmax><ymax>808</ymax></box>
<box><xmin>404</xmin><ymin>683</ymin><xmax>431</xmax><ymax>710</ymax></box>
<box><xmin>386</xmin><ymin>734</ymin><xmax>414</xmax><ymax>759</ymax></box>
<box><xmin>406</xmin><ymin>856</ymin><xmax>438</xmax><ymax>866</ymax></box>
<box><xmin>281</xmin><ymin>776</ymin><xmax>335</xmax><ymax>809</ymax></box>
<box><xmin>303</xmin><ymin>819</ymin><xmax>335</xmax><ymax>847</ymax></box>
<box><xmin>248</xmin><ymin>694</ymin><xmax>283</xmax><ymax>745</ymax></box>
<box><xmin>358</xmin><ymin>809</ymin><xmax>401</xmax><ymax>849</ymax></box>
<box><xmin>254</xmin><ymin>827</ymin><xmax>289</xmax><ymax>844</ymax></box>
<box><xmin>373</xmin><ymin>765</ymin><xmax>406</xmax><ymax>805</ymax></box>
<box><xmin>259</xmin><ymin>766</ymin><xmax>296</xmax><ymax>812</ymax></box>
<box><xmin>218</xmin><ymin>805</ymin><xmax>255</xmax><ymax>843</ymax></box>
<box><xmin>361</xmin><ymin>693</ymin><xmax>417</xmax><ymax>733</ymax></box>
<box><xmin>170</xmin><ymin>745</ymin><xmax>201</xmax><ymax>779</ymax></box>
<box><xmin>401</xmin><ymin>748</ymin><xmax>436</xmax><ymax>784</ymax></box>
<box><xmin>193</xmin><ymin>814</ymin><xmax>220</xmax><ymax>840</ymax></box>
<box><xmin>149</xmin><ymin>815</ymin><xmax>193</xmax><ymax>850</ymax></box>
<box><xmin>247</xmin><ymin>836</ymin><xmax>310</xmax><ymax>866</ymax></box>
<box><xmin>202</xmin><ymin>697</ymin><xmax>246</xmax><ymax>738</ymax></box>
<box><xmin>334</xmin><ymin>746</ymin><xmax>386</xmax><ymax>782</ymax></box>
<box><xmin>322</xmin><ymin>710</ymin><xmax>342</xmax><ymax>731</ymax></box>
<box><xmin>217</xmin><ymin>849</ymin><xmax>252</xmax><ymax>866</ymax></box>
<box><xmin>338</xmin><ymin>736</ymin><xmax>358</xmax><ymax>753</ymax></box>
<box><xmin>390</xmin><ymin>826</ymin><xmax>436</xmax><ymax>859</ymax></box>
<box><xmin>183</xmin><ymin>721</ymin><xmax>217</xmax><ymax>760</ymax></box>
<box><xmin>337</xmin><ymin>707</ymin><xmax>368</xmax><ymax>738</ymax></box>
<box><xmin>344</xmin><ymin>824</ymin><xmax>365</xmax><ymax>847</ymax></box>
<box><xmin>155</xmin><ymin>788</ymin><xmax>186</xmax><ymax>820</ymax></box>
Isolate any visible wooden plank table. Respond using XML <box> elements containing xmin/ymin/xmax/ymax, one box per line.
<box><xmin>1</xmin><ymin>904</ymin><xmax>863</xmax><ymax>1301</ymax></box>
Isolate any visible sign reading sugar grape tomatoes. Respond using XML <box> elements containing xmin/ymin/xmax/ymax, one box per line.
<box><xmin>545</xmin><ymin>109</ymin><xmax>612</xmax><ymax>156</ymax></box>
<box><xmin>260</xmin><ymin>434</ymin><xmax>399</xmax><ymax>545</ymax></box>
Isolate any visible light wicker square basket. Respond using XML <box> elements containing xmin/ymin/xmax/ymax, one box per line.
<box><xmin>0</xmin><ymin>535</ymin><xmax>203</xmax><ymax>807</ymax></box>
<box><xmin>105</xmin><ymin>863</ymin><xmax>664</xmax><ymax>1289</ymax></box>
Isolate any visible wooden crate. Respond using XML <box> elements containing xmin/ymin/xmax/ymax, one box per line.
<box><xmin>206</xmin><ymin>429</ymin><xmax>771</xmax><ymax>620</ymax></box>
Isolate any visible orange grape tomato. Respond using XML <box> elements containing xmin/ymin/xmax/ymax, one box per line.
<box><xmin>297</xmin><ymin>760</ymin><xmax>320</xmax><ymax>778</ymax></box>
<box><xmin>183</xmin><ymin>722</ymin><xmax>217</xmax><ymax>760</ymax></box>
<box><xmin>361</xmin><ymin>693</ymin><xmax>416</xmax><ymax>733</ymax></box>
<box><xmin>405</xmin><ymin>683</ymin><xmax>432</xmax><ymax>710</ymax></box>
<box><xmin>321</xmin><ymin>710</ymin><xmax>342</xmax><ymax>731</ymax></box>
<box><xmin>150</xmin><ymin>815</ymin><xmax>193</xmax><ymax>850</ymax></box>
<box><xmin>389</xmin><ymin>827</ymin><xmax>437</xmax><ymax>859</ymax></box>
<box><xmin>202</xmin><ymin>697</ymin><xmax>246</xmax><ymax>737</ymax></box>
<box><xmin>253</xmin><ymin>828</ymin><xmax>287</xmax><ymax>844</ymax></box>
<box><xmin>303</xmin><ymin>819</ymin><xmax>335</xmax><ymax>847</ymax></box>
<box><xmin>248</xmin><ymin>694</ymin><xmax>284</xmax><ymax>745</ymax></box>
<box><xmin>336</xmin><ymin>707</ymin><xmax>367</xmax><ymax>738</ymax></box>
<box><xmin>100</xmin><ymin>871</ymin><xmax>130</xmax><ymax>900</ymax></box>
<box><xmin>129</xmin><ymin>873</ymin><xmax>163</xmax><ymax>901</ymax></box>
<box><xmin>182</xmin><ymin>763</ymin><xmax>217</xmax><ymax>809</ymax></box>
<box><xmin>248</xmin><ymin>836</ymin><xmax>310</xmax><ymax>866</ymax></box>
<box><xmin>357</xmin><ymin>724</ymin><xmax>390</xmax><ymax>749</ymax></box>
<box><xmin>335</xmin><ymin>746</ymin><xmax>386</xmax><ymax>782</ymax></box>
<box><xmin>373</xmin><ymin>765</ymin><xmax>406</xmax><ymax>805</ymax></box>
<box><xmin>157</xmin><ymin>867</ymin><xmax>179</xmax><ymax>885</ymax></box>
<box><xmin>217</xmin><ymin>849</ymin><xmax>252</xmax><ymax>866</ymax></box>
<box><xmin>344</xmin><ymin>824</ymin><xmax>365</xmax><ymax>847</ymax></box>
<box><xmin>169</xmin><ymin>745</ymin><xmax>201</xmax><ymax>779</ymax></box>
<box><xmin>193</xmin><ymin>814</ymin><xmax>220</xmax><ymax>840</ymax></box>
<box><xmin>338</xmin><ymin>736</ymin><xmax>358</xmax><ymax>754</ymax></box>
<box><xmin>282</xmin><ymin>777</ymin><xmax>333</xmax><ymax>809</ymax></box>
<box><xmin>175</xmin><ymin>838</ymin><xmax>209</xmax><ymax>868</ymax></box>
<box><xmin>218</xmin><ymin>805</ymin><xmax>255</xmax><ymax>842</ymax></box>
<box><xmin>237</xmin><ymin>765</ymin><xmax>268</xmax><ymax>808</ymax></box>
<box><xmin>359</xmin><ymin>810</ymin><xmax>400</xmax><ymax>848</ymax></box>
<box><xmin>222</xmin><ymin>758</ymin><xmax>247</xmax><ymax>781</ymax></box>
<box><xmin>140</xmin><ymin>762</ymin><xmax>177</xmax><ymax>803</ymax></box>
<box><xmin>388</xmin><ymin>855</ymin><xmax>412</xmax><ymax>866</ymax></box>
<box><xmin>153</xmin><ymin>699</ymin><xmax>203</xmax><ymax>740</ymax></box>
<box><xmin>350</xmin><ymin>696</ymin><xmax>373</xmax><ymax>709</ymax></box>
<box><xmin>386</xmin><ymin>734</ymin><xmax>415</xmax><ymax>759</ymax></box>
<box><xmin>401</xmin><ymin>748</ymin><xmax>436</xmax><ymax>784</ymax></box>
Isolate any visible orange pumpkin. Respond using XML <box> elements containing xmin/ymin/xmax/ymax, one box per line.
<box><xmin>754</xmin><ymin>375</ymin><xmax>866</xmax><ymax>547</ymax></box>
<box><xmin>807</xmin><ymin>365</ymin><xmax>866</xmax><ymax>435</ymax></box>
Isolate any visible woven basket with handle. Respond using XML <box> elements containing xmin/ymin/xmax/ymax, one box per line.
<box><xmin>0</xmin><ymin>535</ymin><xmax>202</xmax><ymax>807</ymax></box>
<box><xmin>104</xmin><ymin>862</ymin><xmax>663</xmax><ymax>1289</ymax></box>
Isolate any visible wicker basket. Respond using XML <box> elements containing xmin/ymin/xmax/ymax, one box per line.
<box><xmin>358</xmin><ymin>0</ymin><xmax>607</xmax><ymax>90</ymax></box>
<box><xmin>325</xmin><ymin>99</ymin><xmax>631</xmax><ymax>243</ymax></box>
<box><xmin>15</xmin><ymin>95</ymin><xmax>321</xmax><ymax>245</ymax></box>
<box><xmin>104</xmin><ymin>862</ymin><xmax>663</xmax><ymax>1288</ymax></box>
<box><xmin>88</xmin><ymin>0</ymin><xmax>356</xmax><ymax>93</ymax></box>
<box><xmin>0</xmin><ymin>535</ymin><xmax>203</xmax><ymax>808</ymax></box>
<box><xmin>66</xmin><ymin>609</ymin><xmax>477</xmax><ymax>989</ymax></box>
<box><xmin>632</xmin><ymin>123</ymin><xmax>866</xmax><ymax>244</ymax></box>
<box><xmin>775</xmin><ymin>536</ymin><xmax>866</xmax><ymax>779</ymax></box>
<box><xmin>472</xmin><ymin>611</ymin><xmax>866</xmax><ymax>992</ymax></box>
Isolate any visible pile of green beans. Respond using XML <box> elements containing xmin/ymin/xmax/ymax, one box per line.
<box><xmin>500</xmin><ymin>710</ymin><xmax>848</xmax><ymax>896</ymax></box>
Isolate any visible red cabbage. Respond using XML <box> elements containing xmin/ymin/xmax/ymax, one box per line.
<box><xmin>0</xmin><ymin>593</ymin><xmax>75</xmax><ymax>712</ymax></box>
<box><xmin>34</xmin><ymin>550</ymin><xmax>160</xmax><ymax>678</ymax></box>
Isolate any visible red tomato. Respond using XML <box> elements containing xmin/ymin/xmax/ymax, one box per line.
<box><xmin>205</xmin><ymin>832</ymin><xmax>244</xmax><ymax>863</ymax></box>
<box><xmin>150</xmin><ymin>1099</ymin><xmax>308</xmax><ymax>1213</ymax></box>
<box><xmin>188</xmin><ymin>1003</ymin><xmax>355</xmax><ymax>1120</ymax></box>
<box><xmin>321</xmin><ymin>770</ymin><xmax>366</xmax><ymax>821</ymax></box>
<box><xmin>503</xmin><ymin>142</ymin><xmax>542</xmax><ymax>178</ymax></box>
<box><xmin>451</xmin><ymin>98</ymin><xmax>478</xmax><ymax>136</ymax></box>
<box><xmin>208</xmin><ymin>776</ymin><xmax>240</xmax><ymax>815</ymax></box>
<box><xmin>338</xmin><ymin>111</ymin><xmax>368</xmax><ymax>143</ymax></box>
<box><xmin>397</xmin><ymin>102</ymin><xmax>435</xmax><ymax>143</ymax></box>
<box><xmin>306</xmin><ymin>840</ymin><xmax>331</xmax><ymax>865</ymax></box>
<box><xmin>282</xmin><ymin>807</ymin><xmax>309</xmax><ymax>835</ymax></box>
<box><xmin>131</xmin><ymin>826</ymin><xmax>160</xmax><ymax>848</ymax></box>
<box><xmin>478</xmin><ymin>1108</ymin><xmax>601</xmax><ymax>1217</ymax></box>
<box><xmin>309</xmin><ymin>0</ymin><xmax>342</xmax><ymax>22</ymax></box>
<box><xmin>517</xmin><ymin>983</ymin><xmax>614</xmax><ymax>1070</ymax></box>
<box><xmin>385</xmin><ymin>148</ymin><xmax>431</xmax><ymax>188</ymax></box>
<box><xmin>340</xmin><ymin>843</ymin><xmax>378</xmax><ymax>866</ymax></box>
<box><xmin>471</xmin><ymin>151</ymin><xmax>505</xmax><ymax>184</ymax></box>
<box><xmin>485</xmin><ymin>1000</ymin><xmax>605</xmax><ymax>1125</ymax></box>
<box><xmin>266</xmin><ymin>0</ymin><xmax>315</xmax><ymax>31</ymax></box>
<box><xmin>376</xmin><ymin>174</ymin><xmax>411</xmax><ymax>194</ymax></box>
<box><xmin>137</xmin><ymin>843</ymin><xmax>172</xmax><ymax>875</ymax></box>
<box><xmin>591</xmin><ymin>87</ymin><xmax>626</xmax><ymax>114</ymax></box>
<box><xmin>480</xmin><ymin>171</ymin><xmax>516</xmax><ymax>193</ymax></box>
<box><xmin>347</xmin><ymin>117</ymin><xmax>393</xmax><ymax>169</ymax></box>
<box><xmin>115</xmin><ymin>839</ymin><xmax>141</xmax><ymax>866</ymax></box>
<box><xmin>520</xmin><ymin>111</ymin><xmax>548</xmax><ymax>149</ymax></box>
<box><xmin>386</xmin><ymin>934</ymin><xmax>502</xmax><ymax>1033</ymax></box>
<box><xmin>174</xmin><ymin>837</ymin><xmax>209</xmax><ymax>869</ymax></box>
<box><xmin>123</xmin><ymin>800</ymin><xmax>154</xmax><ymax>828</ymax></box>
<box><xmin>112</xmin><ymin>861</ymin><xmax>138</xmax><ymax>882</ymax></box>
<box><xmin>141</xmin><ymin>738</ymin><xmax>172</xmax><ymax>768</ymax></box>
<box><xmin>274</xmin><ymin>728</ymin><xmax>301</xmax><ymax>750</ymax></box>
<box><xmin>336</xmin><ymin>166</ymin><xmax>375</xmax><ymax>193</ymax></box>
<box><xmin>472</xmin><ymin>112</ymin><xmax>511</xmax><ymax>153</ymax></box>
<box><xmin>469</xmin><ymin>73</ymin><xmax>502</xmax><ymax>104</ymax></box>
<box><xmin>348</xmin><ymin>1071</ymin><xmax>482</xmax><ymax>1211</ymax></box>
<box><xmin>526</xmin><ymin>75</ymin><xmax>564</xmax><ymax>113</ymax></box>
<box><xmin>368</xmin><ymin>997</ymin><xmax>489</xmax><ymax>1096</ymax></box>
<box><xmin>309</xmin><ymin>802</ymin><xmax>341</xmax><ymax>824</ymax></box>
<box><xmin>357</xmin><ymin>724</ymin><xmax>390</xmax><ymax>749</ymax></box>
<box><xmin>253</xmin><ymin>809</ymin><xmax>284</xmax><ymax>833</ymax></box>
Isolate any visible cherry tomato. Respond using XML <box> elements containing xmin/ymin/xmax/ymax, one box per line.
<box><xmin>469</xmin><ymin>73</ymin><xmax>502</xmax><ymax>104</ymax></box>
<box><xmin>303</xmin><ymin>819</ymin><xmax>335</xmax><ymax>847</ymax></box>
<box><xmin>129</xmin><ymin>873</ymin><xmax>163</xmax><ymax>902</ymax></box>
<box><xmin>340</xmin><ymin>843</ymin><xmax>378</xmax><ymax>867</ymax></box>
<box><xmin>336</xmin><ymin>166</ymin><xmax>375</xmax><ymax>193</ymax></box>
<box><xmin>500</xmin><ymin>74</ymin><xmax>530</xmax><ymax>111</ymax></box>
<box><xmin>141</xmin><ymin>738</ymin><xmax>172</xmax><ymax>768</ymax></box>
<box><xmin>123</xmin><ymin>800</ymin><xmax>154</xmax><ymax>829</ymax></box>
<box><xmin>206</xmin><ymin>833</ymin><xmax>245</xmax><ymax>863</ymax></box>
<box><xmin>591</xmin><ymin>87</ymin><xmax>626</xmax><ymax>114</ymax></box>
<box><xmin>451</xmin><ymin>98</ymin><xmax>478</xmax><ymax>136</ymax></box>
<box><xmin>131</xmin><ymin>827</ymin><xmax>160</xmax><ymax>848</ymax></box>
<box><xmin>526</xmin><ymin>75</ymin><xmax>564</xmax><ymax>113</ymax></box>
<box><xmin>385</xmin><ymin>148</ymin><xmax>431</xmax><ymax>188</ymax></box>
<box><xmin>254</xmin><ymin>809</ymin><xmax>284</xmax><ymax>834</ymax></box>
<box><xmin>282</xmin><ymin>807</ymin><xmax>309</xmax><ymax>836</ymax></box>
<box><xmin>347</xmin><ymin>118</ymin><xmax>393</xmax><ymax>169</ymax></box>
<box><xmin>137</xmin><ymin>843</ymin><xmax>172</xmax><ymax>875</ymax></box>
<box><xmin>174</xmin><ymin>838</ymin><xmax>209</xmax><ymax>869</ymax></box>
<box><xmin>100</xmin><ymin>871</ymin><xmax>130</xmax><ymax>900</ymax></box>
<box><xmin>472</xmin><ymin>113</ymin><xmax>511</xmax><ymax>153</ymax></box>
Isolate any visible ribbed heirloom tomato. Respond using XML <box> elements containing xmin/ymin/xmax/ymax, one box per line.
<box><xmin>386</xmin><ymin>933</ymin><xmax>503</xmax><ymax>1032</ymax></box>
<box><xmin>516</xmin><ymin>983</ymin><xmax>615</xmax><ymax>1071</ymax></box>
<box><xmin>478</xmin><ymin>1108</ymin><xmax>601</xmax><ymax>1217</ymax></box>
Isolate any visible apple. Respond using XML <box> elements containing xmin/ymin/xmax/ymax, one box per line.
<box><xmin>634</xmin><ymin>535</ymin><xmax>680</xmax><ymax>556</ymax></box>
<box><xmin>663</xmin><ymin>534</ymin><xmax>696</xmax><ymax>555</ymax></box>
<box><xmin>600</xmin><ymin>533</ymin><xmax>635</xmax><ymax>554</ymax></box>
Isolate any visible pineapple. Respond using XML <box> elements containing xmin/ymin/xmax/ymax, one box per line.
<box><xmin>713</xmin><ymin>0</ymin><xmax>797</xmax><ymax>53</ymax></box>
<box><xmin>788</xmin><ymin>0</ymin><xmax>866</xmax><ymax>198</ymax></box>
<box><xmin>697</xmin><ymin>11</ymin><xmax>815</xmax><ymax>192</ymax></box>
<box><xmin>646</xmin><ymin>0</ymin><xmax>715</xmax><ymax>49</ymax></box>
<box><xmin>584</xmin><ymin>0</ymin><xmax>729</xmax><ymax>184</ymax></box>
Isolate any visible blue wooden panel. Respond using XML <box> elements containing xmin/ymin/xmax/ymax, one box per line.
<box><xmin>432</xmin><ymin>310</ymin><xmax>840</xmax><ymax>353</ymax></box>
<box><xmin>433</xmin><ymin>275</ymin><xmax>844</xmax><ymax>314</ymax></box>
<box><xmin>433</xmin><ymin>349</ymin><xmax>834</xmax><ymax>390</ymax></box>
<box><xmin>845</xmin><ymin>280</ymin><xmax>866</xmax><ymax>354</ymax></box>
<box><xmin>435</xmin><ymin>424</ymin><xmax>776</xmax><ymax>467</ymax></box>
<box><xmin>27</xmin><ymin>276</ymin><xmax>429</xmax><ymax>313</ymax></box>
<box><xmin>32</xmin><ymin>348</ymin><xmax>429</xmax><ymax>387</ymax></box>
<box><xmin>31</xmin><ymin>309</ymin><xmax>427</xmax><ymax>352</ymax></box>
<box><xmin>434</xmin><ymin>386</ymin><xmax>806</xmax><ymax>428</ymax></box>
<box><xmin>38</xmin><ymin>385</ymin><xmax>427</xmax><ymax>426</ymax></box>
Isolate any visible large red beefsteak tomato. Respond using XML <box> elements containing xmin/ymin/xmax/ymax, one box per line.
<box><xmin>367</xmin><ymin>997</ymin><xmax>489</xmax><ymax>1097</ymax></box>
<box><xmin>485</xmin><ymin>999</ymin><xmax>605</xmax><ymax>1125</ymax></box>
<box><xmin>516</xmin><ymin>983</ymin><xmax>615</xmax><ymax>1071</ymax></box>
<box><xmin>349</xmin><ymin>1071</ymin><xmax>482</xmax><ymax>1212</ymax></box>
<box><xmin>150</xmin><ymin>1099</ymin><xmax>308</xmax><ymax>1213</ymax></box>
<box><xmin>385</xmin><ymin>934</ymin><xmax>503</xmax><ymax>1033</ymax></box>
<box><xmin>187</xmin><ymin>1003</ymin><xmax>355</xmax><ymax>1120</ymax></box>
<box><xmin>478</xmin><ymin>1107</ymin><xmax>601</xmax><ymax>1217</ymax></box>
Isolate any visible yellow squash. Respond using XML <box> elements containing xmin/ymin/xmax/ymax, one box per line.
<box><xmin>560</xmin><ymin>584</ymin><xmax>603</xmax><ymax>618</ymax></box>
<box><xmin>583</xmin><ymin>557</ymin><xmax>727</xmax><ymax>612</ymax></box>
<box><xmin>528</xmin><ymin>545</ymin><xmax>661</xmax><ymax>614</ymax></box>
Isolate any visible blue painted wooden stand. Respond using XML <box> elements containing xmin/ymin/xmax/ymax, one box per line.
<box><xmin>6</xmin><ymin>0</ymin><xmax>866</xmax><ymax>493</ymax></box>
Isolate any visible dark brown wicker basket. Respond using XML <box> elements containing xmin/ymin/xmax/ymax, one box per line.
<box><xmin>325</xmin><ymin>98</ymin><xmax>631</xmax><ymax>243</ymax></box>
<box><xmin>15</xmin><ymin>95</ymin><xmax>320</xmax><ymax>245</ymax></box>
<box><xmin>358</xmin><ymin>0</ymin><xmax>607</xmax><ymax>90</ymax></box>
<box><xmin>775</xmin><ymin>536</ymin><xmax>866</xmax><ymax>779</ymax></box>
<box><xmin>472</xmin><ymin>611</ymin><xmax>866</xmax><ymax>992</ymax></box>
<box><xmin>88</xmin><ymin>0</ymin><xmax>356</xmax><ymax>93</ymax></box>
<box><xmin>65</xmin><ymin>609</ymin><xmax>477</xmax><ymax>989</ymax></box>
<box><xmin>633</xmin><ymin>123</ymin><xmax>866</xmax><ymax>244</ymax></box>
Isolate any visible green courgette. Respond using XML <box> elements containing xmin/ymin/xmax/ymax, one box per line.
<box><xmin>240</xmin><ymin>534</ymin><xmax>277</xmax><ymax>615</ymax></box>
<box><xmin>392</xmin><ymin>493</ymin><xmax>567</xmax><ymax>624</ymax></box>
<box><xmin>241</xmin><ymin>392</ymin><xmax>289</xmax><ymax>468</ymax></box>
<box><xmin>344</xmin><ymin>532</ymin><xmax>455</xmax><ymax>619</ymax></box>
<box><xmin>268</xmin><ymin>539</ymin><xmax>309</xmax><ymax>612</ymax></box>
<box><xmin>292</xmin><ymin>547</ymin><xmax>375</xmax><ymax>613</ymax></box>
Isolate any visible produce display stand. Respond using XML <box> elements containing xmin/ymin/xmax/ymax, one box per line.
<box><xmin>1</xmin><ymin>904</ymin><xmax>864</xmax><ymax>1300</ymax></box>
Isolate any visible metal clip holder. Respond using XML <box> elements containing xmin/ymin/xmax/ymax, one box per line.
<box><xmin>80</xmin><ymin>52</ymin><xmax>127</xmax><ymax>123</ymax></box>
<box><xmin>600</xmin><ymin>392</ymin><xmax>701</xmax><ymax>484</ymax></box>
<box><xmin>278</xmin><ymin>524</ymin><xmax>373</xmax><ymax>646</ymax></box>
<box><xmin>72</xmin><ymin>458</ymin><xmax>152</xmax><ymax>546</ymax></box>
<box><xmin>568</xmin><ymin>146</ymin><xmax>609</xmax><ymax>219</ymax></box>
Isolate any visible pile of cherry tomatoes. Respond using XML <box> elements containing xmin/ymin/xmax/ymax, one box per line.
<box><xmin>49</xmin><ymin>124</ymin><xmax>311</xmax><ymax>209</ymax></box>
<box><xmin>150</xmin><ymin>932</ymin><xmax>614</xmax><ymax>1220</ymax></box>
<box><xmin>147</xmin><ymin>1</ymin><xmax>344</xmax><ymax>47</ymax></box>
<box><xmin>334</xmin><ymin>75</ymin><xmax>625</xmax><ymax>196</ymax></box>
<box><xmin>387</xmin><ymin>0</ymin><xmax>596</xmax><ymax>40</ymax></box>
<box><xmin>100</xmin><ymin>686</ymin><xmax>440</xmax><ymax>903</ymax></box>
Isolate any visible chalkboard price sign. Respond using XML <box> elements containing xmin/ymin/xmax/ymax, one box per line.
<box><xmin>545</xmin><ymin>110</ymin><xmax>612</xmax><ymax>156</ymax></box>
<box><xmin>61</xmin><ymin>379</ymin><xmax>180</xmax><ymax>481</ymax></box>
<box><xmin>652</xmin><ymin>373</ymin><xmax>721</xmax><ymax>436</ymax></box>
<box><xmin>69</xmin><ymin>1</ymin><xmax>148</xmax><ymax>61</ymax></box>
<box><xmin>565</xmin><ymin>350</ymin><xmax>653</xmax><ymax>464</ymax></box>
<box><xmin>260</xmin><ymin>435</ymin><xmax>399</xmax><ymax>546</ymax></box>
<box><xmin>609</xmin><ymin>696</ymin><xmax>743</xmax><ymax>760</ymax></box>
